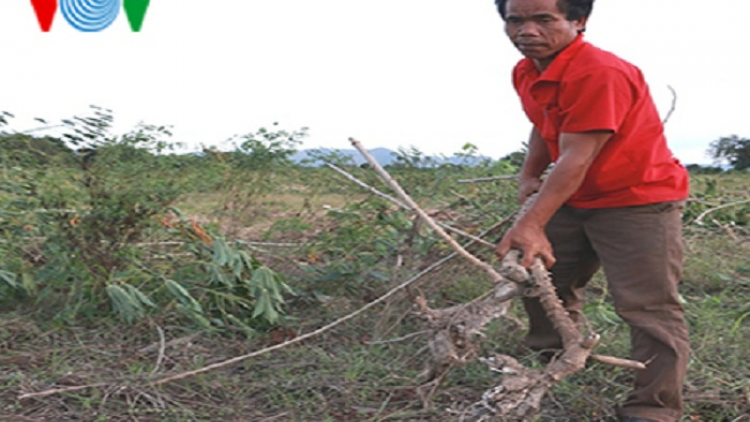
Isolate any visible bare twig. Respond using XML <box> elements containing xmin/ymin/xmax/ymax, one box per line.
<box><xmin>149</xmin><ymin>325</ymin><xmax>167</xmax><ymax>378</ymax></box>
<box><xmin>350</xmin><ymin>138</ymin><xmax>505</xmax><ymax>284</ymax></box>
<box><xmin>4</xmin><ymin>239</ymin><xmax>310</xmax><ymax>249</ymax></box>
<box><xmin>325</xmin><ymin>163</ymin><xmax>408</xmax><ymax>208</ymax></box>
<box><xmin>693</xmin><ymin>199</ymin><xmax>750</xmax><ymax>225</ymax></box>
<box><xmin>590</xmin><ymin>354</ymin><xmax>647</xmax><ymax>370</ymax></box>
<box><xmin>21</xmin><ymin>124</ymin><xmax>65</xmax><ymax>134</ymax></box>
<box><xmin>8</xmin><ymin>208</ymin><xmax>78</xmax><ymax>215</ymax></box>
<box><xmin>137</xmin><ymin>332</ymin><xmax>201</xmax><ymax>354</ymax></box>
<box><xmin>662</xmin><ymin>85</ymin><xmax>677</xmax><ymax>125</ymax></box>
<box><xmin>19</xmin><ymin>383</ymin><xmax>109</xmax><ymax>400</ymax></box>
<box><xmin>457</xmin><ymin>175</ymin><xmax>518</xmax><ymax>184</ymax></box>
<box><xmin>327</xmin><ymin>162</ymin><xmax>495</xmax><ymax>249</ymax></box>
<box><xmin>364</xmin><ymin>330</ymin><xmax>431</xmax><ymax>345</ymax></box>
<box><xmin>238</xmin><ymin>241</ymin><xmax>309</xmax><ymax>247</ymax></box>
<box><xmin>135</xmin><ymin>241</ymin><xmax>308</xmax><ymax>248</ymax></box>
<box><xmin>712</xmin><ymin>219</ymin><xmax>740</xmax><ymax>240</ymax></box>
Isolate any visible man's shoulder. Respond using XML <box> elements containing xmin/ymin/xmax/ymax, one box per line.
<box><xmin>569</xmin><ymin>42</ymin><xmax>641</xmax><ymax>78</ymax></box>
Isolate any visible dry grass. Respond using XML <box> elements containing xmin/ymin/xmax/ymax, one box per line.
<box><xmin>2</xmin><ymin>225</ymin><xmax>748</xmax><ymax>422</ymax></box>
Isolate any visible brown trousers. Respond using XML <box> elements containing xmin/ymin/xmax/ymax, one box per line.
<box><xmin>523</xmin><ymin>201</ymin><xmax>690</xmax><ymax>422</ymax></box>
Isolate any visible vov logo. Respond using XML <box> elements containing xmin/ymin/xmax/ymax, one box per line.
<box><xmin>30</xmin><ymin>0</ymin><xmax>151</xmax><ymax>32</ymax></box>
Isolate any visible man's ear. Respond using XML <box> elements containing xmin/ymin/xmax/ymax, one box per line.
<box><xmin>574</xmin><ymin>16</ymin><xmax>589</xmax><ymax>33</ymax></box>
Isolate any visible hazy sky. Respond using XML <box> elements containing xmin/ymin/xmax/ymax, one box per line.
<box><xmin>1</xmin><ymin>1</ymin><xmax>748</xmax><ymax>164</ymax></box>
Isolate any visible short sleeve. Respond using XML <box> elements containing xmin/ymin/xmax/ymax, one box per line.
<box><xmin>558</xmin><ymin>67</ymin><xmax>635</xmax><ymax>134</ymax></box>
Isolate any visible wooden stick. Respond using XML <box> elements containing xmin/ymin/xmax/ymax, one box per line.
<box><xmin>590</xmin><ymin>354</ymin><xmax>646</xmax><ymax>370</ymax></box>
<box><xmin>350</xmin><ymin>138</ymin><xmax>505</xmax><ymax>284</ymax></box>
<box><xmin>325</xmin><ymin>163</ymin><xmax>408</xmax><ymax>209</ymax></box>
<box><xmin>19</xmin><ymin>383</ymin><xmax>108</xmax><ymax>400</ymax></box>
<box><xmin>662</xmin><ymin>85</ymin><xmax>677</xmax><ymax>125</ymax></box>
<box><xmin>149</xmin><ymin>325</ymin><xmax>167</xmax><ymax>378</ymax></box>
<box><xmin>457</xmin><ymin>175</ymin><xmax>518</xmax><ymax>184</ymax></box>
<box><xmin>693</xmin><ymin>198</ymin><xmax>750</xmax><ymax>225</ymax></box>
<box><xmin>326</xmin><ymin>162</ymin><xmax>495</xmax><ymax>249</ymax></box>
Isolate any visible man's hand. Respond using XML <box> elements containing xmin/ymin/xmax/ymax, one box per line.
<box><xmin>517</xmin><ymin>176</ymin><xmax>542</xmax><ymax>205</ymax></box>
<box><xmin>495</xmin><ymin>220</ymin><xmax>556</xmax><ymax>269</ymax></box>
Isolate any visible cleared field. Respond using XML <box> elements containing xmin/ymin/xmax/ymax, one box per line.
<box><xmin>1</xmin><ymin>136</ymin><xmax>748</xmax><ymax>421</ymax></box>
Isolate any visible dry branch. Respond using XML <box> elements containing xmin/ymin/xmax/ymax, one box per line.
<box><xmin>149</xmin><ymin>325</ymin><xmax>167</xmax><ymax>378</ymax></box>
<box><xmin>349</xmin><ymin>138</ymin><xmax>536</xmax><ymax>406</ymax></box>
<box><xmin>346</xmin><ymin>139</ymin><xmax>644</xmax><ymax>420</ymax></box>
<box><xmin>350</xmin><ymin>138</ymin><xmax>507</xmax><ymax>284</ymax></box>
<box><xmin>692</xmin><ymin>198</ymin><xmax>750</xmax><ymax>226</ymax></box>
<box><xmin>662</xmin><ymin>85</ymin><xmax>677</xmax><ymax>125</ymax></box>
<box><xmin>457</xmin><ymin>175</ymin><xmax>518</xmax><ymax>184</ymax></box>
<box><xmin>19</xmin><ymin>383</ymin><xmax>109</xmax><ymax>400</ymax></box>
<box><xmin>590</xmin><ymin>353</ymin><xmax>647</xmax><ymax>370</ymax></box>
<box><xmin>326</xmin><ymin>162</ymin><xmax>495</xmax><ymax>249</ymax></box>
<box><xmin>325</xmin><ymin>162</ymin><xmax>408</xmax><ymax>208</ymax></box>
<box><xmin>146</xmin><ymin>264</ymin><xmax>444</xmax><ymax>386</ymax></box>
<box><xmin>364</xmin><ymin>330</ymin><xmax>431</xmax><ymax>345</ymax></box>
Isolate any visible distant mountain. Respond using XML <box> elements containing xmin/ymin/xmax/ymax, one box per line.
<box><xmin>290</xmin><ymin>147</ymin><xmax>395</xmax><ymax>166</ymax></box>
<box><xmin>291</xmin><ymin>147</ymin><xmax>491</xmax><ymax>167</ymax></box>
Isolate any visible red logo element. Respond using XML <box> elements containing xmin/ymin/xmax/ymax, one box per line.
<box><xmin>30</xmin><ymin>0</ymin><xmax>58</xmax><ymax>32</ymax></box>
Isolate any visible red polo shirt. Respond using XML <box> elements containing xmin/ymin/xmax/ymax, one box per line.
<box><xmin>513</xmin><ymin>34</ymin><xmax>689</xmax><ymax>208</ymax></box>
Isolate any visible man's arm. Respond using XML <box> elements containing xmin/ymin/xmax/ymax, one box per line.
<box><xmin>496</xmin><ymin>130</ymin><xmax>612</xmax><ymax>268</ymax></box>
<box><xmin>517</xmin><ymin>127</ymin><xmax>552</xmax><ymax>204</ymax></box>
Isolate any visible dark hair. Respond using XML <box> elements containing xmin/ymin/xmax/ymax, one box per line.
<box><xmin>495</xmin><ymin>0</ymin><xmax>594</xmax><ymax>21</ymax></box>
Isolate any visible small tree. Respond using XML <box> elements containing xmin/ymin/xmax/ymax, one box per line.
<box><xmin>208</xmin><ymin>123</ymin><xmax>306</xmax><ymax>236</ymax></box>
<box><xmin>708</xmin><ymin>134</ymin><xmax>750</xmax><ymax>170</ymax></box>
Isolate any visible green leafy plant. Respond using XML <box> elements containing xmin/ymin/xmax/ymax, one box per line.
<box><xmin>0</xmin><ymin>108</ymin><xmax>292</xmax><ymax>332</ymax></box>
<box><xmin>163</xmin><ymin>212</ymin><xmax>294</xmax><ymax>332</ymax></box>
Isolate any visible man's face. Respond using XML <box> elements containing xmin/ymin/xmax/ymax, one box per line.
<box><xmin>504</xmin><ymin>0</ymin><xmax>587</xmax><ymax>69</ymax></box>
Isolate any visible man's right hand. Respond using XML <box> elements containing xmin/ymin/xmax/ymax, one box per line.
<box><xmin>517</xmin><ymin>176</ymin><xmax>542</xmax><ymax>205</ymax></box>
<box><xmin>495</xmin><ymin>219</ymin><xmax>556</xmax><ymax>269</ymax></box>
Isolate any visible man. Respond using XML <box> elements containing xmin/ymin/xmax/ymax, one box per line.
<box><xmin>492</xmin><ymin>1</ymin><xmax>690</xmax><ymax>422</ymax></box>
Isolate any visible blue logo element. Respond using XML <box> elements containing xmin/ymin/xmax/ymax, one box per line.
<box><xmin>59</xmin><ymin>0</ymin><xmax>121</xmax><ymax>32</ymax></box>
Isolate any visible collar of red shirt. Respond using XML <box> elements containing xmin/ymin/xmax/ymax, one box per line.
<box><xmin>517</xmin><ymin>33</ymin><xmax>588</xmax><ymax>82</ymax></box>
